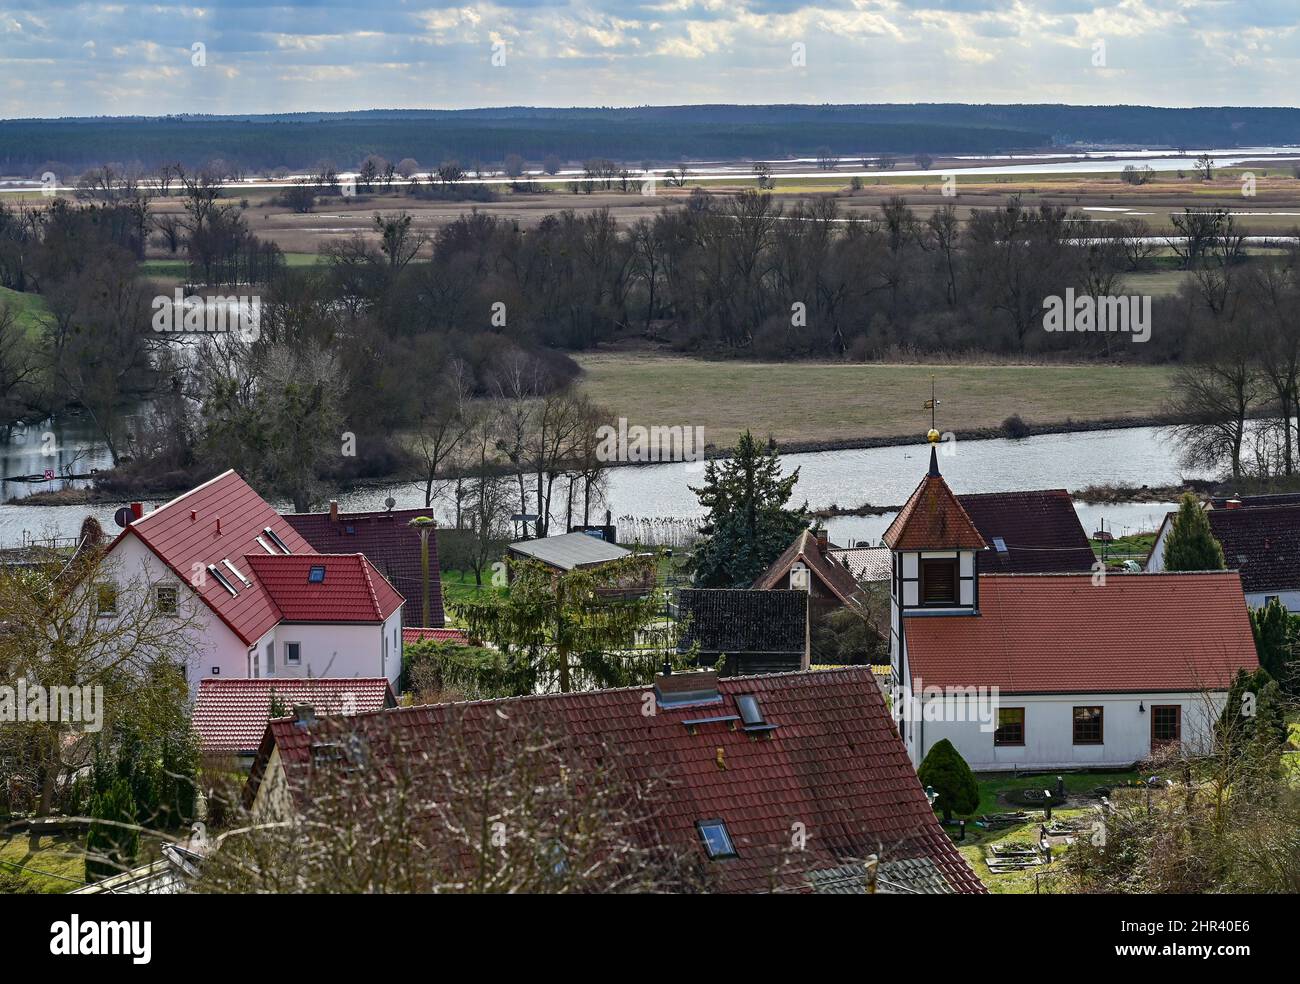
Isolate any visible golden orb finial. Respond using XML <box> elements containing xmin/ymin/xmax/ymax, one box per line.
<box><xmin>927</xmin><ymin>428</ymin><xmax>941</xmax><ymax>445</ymax></box>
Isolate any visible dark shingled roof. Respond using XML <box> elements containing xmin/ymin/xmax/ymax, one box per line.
<box><xmin>677</xmin><ymin>588</ymin><xmax>806</xmax><ymax>656</ymax></box>
<box><xmin>1209</xmin><ymin>492</ymin><xmax>1300</xmax><ymax>509</ymax></box>
<box><xmin>1208</xmin><ymin>505</ymin><xmax>1300</xmax><ymax>593</ymax></box>
<box><xmin>956</xmin><ymin>489</ymin><xmax>1097</xmax><ymax>574</ymax></box>
<box><xmin>245</xmin><ymin>667</ymin><xmax>986</xmax><ymax>894</ymax></box>
<box><xmin>285</xmin><ymin>507</ymin><xmax>443</xmax><ymax>627</ymax></box>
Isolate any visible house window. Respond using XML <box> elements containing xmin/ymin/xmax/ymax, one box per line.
<box><xmin>1264</xmin><ymin>595</ymin><xmax>1279</xmax><ymax>606</ymax></box>
<box><xmin>1151</xmin><ymin>705</ymin><xmax>1181</xmax><ymax>745</ymax></box>
<box><xmin>994</xmin><ymin>707</ymin><xmax>1025</xmax><ymax>746</ymax></box>
<box><xmin>95</xmin><ymin>583</ymin><xmax>118</xmax><ymax>616</ymax></box>
<box><xmin>155</xmin><ymin>584</ymin><xmax>178</xmax><ymax>615</ymax></box>
<box><xmin>308</xmin><ymin>565</ymin><xmax>326</xmax><ymax>584</ymax></box>
<box><xmin>697</xmin><ymin>819</ymin><xmax>737</xmax><ymax>859</ymax></box>
<box><xmin>920</xmin><ymin>558</ymin><xmax>959</xmax><ymax>605</ymax></box>
<box><xmin>286</xmin><ymin>642</ymin><xmax>301</xmax><ymax>666</ymax></box>
<box><xmin>1073</xmin><ymin>706</ymin><xmax>1104</xmax><ymax>745</ymax></box>
<box><xmin>265</xmin><ymin>642</ymin><xmax>275</xmax><ymax>676</ymax></box>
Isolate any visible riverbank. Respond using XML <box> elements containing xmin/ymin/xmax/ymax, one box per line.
<box><xmin>7</xmin><ymin>412</ymin><xmax>1191</xmax><ymax>509</ymax></box>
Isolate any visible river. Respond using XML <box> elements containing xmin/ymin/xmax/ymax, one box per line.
<box><xmin>0</xmin><ymin>421</ymin><xmax>1202</xmax><ymax>548</ymax></box>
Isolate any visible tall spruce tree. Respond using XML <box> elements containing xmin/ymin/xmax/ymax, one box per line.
<box><xmin>1250</xmin><ymin>598</ymin><xmax>1296</xmax><ymax>688</ymax></box>
<box><xmin>1162</xmin><ymin>493</ymin><xmax>1226</xmax><ymax>571</ymax></box>
<box><xmin>689</xmin><ymin>431</ymin><xmax>810</xmax><ymax>588</ymax></box>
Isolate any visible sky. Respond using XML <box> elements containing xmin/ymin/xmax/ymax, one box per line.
<box><xmin>0</xmin><ymin>0</ymin><xmax>1296</xmax><ymax>118</ymax></box>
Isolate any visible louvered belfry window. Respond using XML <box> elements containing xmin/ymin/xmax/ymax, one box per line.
<box><xmin>920</xmin><ymin>558</ymin><xmax>958</xmax><ymax>605</ymax></box>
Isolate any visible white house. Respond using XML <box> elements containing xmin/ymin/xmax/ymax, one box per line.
<box><xmin>1147</xmin><ymin>498</ymin><xmax>1300</xmax><ymax>610</ymax></box>
<box><xmin>100</xmin><ymin>471</ymin><xmax>405</xmax><ymax>692</ymax></box>
<box><xmin>888</xmin><ymin>442</ymin><xmax>1259</xmax><ymax>772</ymax></box>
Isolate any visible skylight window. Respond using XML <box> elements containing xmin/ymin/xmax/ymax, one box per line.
<box><xmin>736</xmin><ymin>694</ymin><xmax>764</xmax><ymax>727</ymax></box>
<box><xmin>263</xmin><ymin>527</ymin><xmax>291</xmax><ymax>554</ymax></box>
<box><xmin>222</xmin><ymin>558</ymin><xmax>251</xmax><ymax>587</ymax></box>
<box><xmin>308</xmin><ymin>565</ymin><xmax>326</xmax><ymax>584</ymax></box>
<box><xmin>697</xmin><ymin>819</ymin><xmax>737</xmax><ymax>859</ymax></box>
<box><xmin>207</xmin><ymin>564</ymin><xmax>238</xmax><ymax>597</ymax></box>
<box><xmin>993</xmin><ymin>537</ymin><xmax>1008</xmax><ymax>554</ymax></box>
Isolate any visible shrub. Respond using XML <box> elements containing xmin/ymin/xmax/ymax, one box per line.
<box><xmin>1001</xmin><ymin>414</ymin><xmax>1030</xmax><ymax>439</ymax></box>
<box><xmin>86</xmin><ymin>778</ymin><xmax>139</xmax><ymax>882</ymax></box>
<box><xmin>917</xmin><ymin>739</ymin><xmax>980</xmax><ymax>823</ymax></box>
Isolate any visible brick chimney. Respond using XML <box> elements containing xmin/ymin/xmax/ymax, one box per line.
<box><xmin>329</xmin><ymin>500</ymin><xmax>339</xmax><ymax>522</ymax></box>
<box><xmin>130</xmin><ymin>502</ymin><xmax>144</xmax><ymax>520</ymax></box>
<box><xmin>814</xmin><ymin>529</ymin><xmax>829</xmax><ymax>552</ymax></box>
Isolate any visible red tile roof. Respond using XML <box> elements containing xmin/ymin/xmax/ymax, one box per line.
<box><xmin>193</xmin><ymin>678</ymin><xmax>395</xmax><ymax>755</ymax></box>
<box><xmin>883</xmin><ymin>450</ymin><xmax>986</xmax><ymax>551</ymax></box>
<box><xmin>106</xmin><ymin>470</ymin><xmax>316</xmax><ymax>645</ymax></box>
<box><xmin>246</xmin><ymin>667</ymin><xmax>985</xmax><ymax>894</ymax></box>
<box><xmin>753</xmin><ymin>528</ymin><xmax>863</xmax><ymax>604</ymax></box>
<box><xmin>284</xmin><ymin>508</ymin><xmax>444</xmax><ymax>626</ymax></box>
<box><xmin>904</xmin><ymin>572</ymin><xmax>1258</xmax><ymax>694</ymax></box>
<box><xmin>244</xmin><ymin>553</ymin><xmax>404</xmax><ymax>623</ymax></box>
<box><xmin>956</xmin><ymin>489</ymin><xmax>1097</xmax><ymax>574</ymax></box>
<box><xmin>403</xmin><ymin>627</ymin><xmax>470</xmax><ymax>645</ymax></box>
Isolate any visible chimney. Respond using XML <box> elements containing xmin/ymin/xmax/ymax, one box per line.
<box><xmin>1226</xmin><ymin>497</ymin><xmax>1242</xmax><ymax>510</ymax></box>
<box><xmin>215</xmin><ymin>516</ymin><xmax>222</xmax><ymax>535</ymax></box>
<box><xmin>814</xmin><ymin>529</ymin><xmax>828</xmax><ymax>551</ymax></box>
<box><xmin>130</xmin><ymin>502</ymin><xmax>144</xmax><ymax>520</ymax></box>
<box><xmin>293</xmin><ymin>704</ymin><xmax>316</xmax><ymax>728</ymax></box>
<box><xmin>329</xmin><ymin>500</ymin><xmax>339</xmax><ymax>522</ymax></box>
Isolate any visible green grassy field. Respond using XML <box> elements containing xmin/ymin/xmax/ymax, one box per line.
<box><xmin>1092</xmin><ymin>531</ymin><xmax>1157</xmax><ymax>563</ymax></box>
<box><xmin>575</xmin><ymin>355</ymin><xmax>1175</xmax><ymax>448</ymax></box>
<box><xmin>0</xmin><ymin>285</ymin><xmax>49</xmax><ymax>339</ymax></box>
<box><xmin>0</xmin><ymin>830</ymin><xmax>87</xmax><ymax>893</ymax></box>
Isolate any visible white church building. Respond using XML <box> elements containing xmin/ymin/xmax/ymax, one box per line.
<box><xmin>887</xmin><ymin>442</ymin><xmax>1259</xmax><ymax>772</ymax></box>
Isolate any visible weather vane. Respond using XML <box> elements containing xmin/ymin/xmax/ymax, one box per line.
<box><xmin>923</xmin><ymin>374</ymin><xmax>941</xmax><ymax>444</ymax></box>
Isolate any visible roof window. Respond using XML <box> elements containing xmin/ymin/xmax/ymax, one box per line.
<box><xmin>207</xmin><ymin>564</ymin><xmax>238</xmax><ymax>597</ymax></box>
<box><xmin>697</xmin><ymin>819</ymin><xmax>737</xmax><ymax>859</ymax></box>
<box><xmin>308</xmin><ymin>565</ymin><xmax>326</xmax><ymax>584</ymax></box>
<box><xmin>263</xmin><ymin>527</ymin><xmax>291</xmax><ymax>554</ymax></box>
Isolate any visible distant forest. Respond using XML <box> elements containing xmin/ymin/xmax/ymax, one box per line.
<box><xmin>3</xmin><ymin>103</ymin><xmax>1298</xmax><ymax>175</ymax></box>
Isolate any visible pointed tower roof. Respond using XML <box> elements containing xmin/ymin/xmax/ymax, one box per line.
<box><xmin>882</xmin><ymin>446</ymin><xmax>987</xmax><ymax>551</ymax></box>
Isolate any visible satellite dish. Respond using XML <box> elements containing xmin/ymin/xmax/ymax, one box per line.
<box><xmin>113</xmin><ymin>506</ymin><xmax>134</xmax><ymax>528</ymax></box>
<box><xmin>384</xmin><ymin>496</ymin><xmax>396</xmax><ymax>511</ymax></box>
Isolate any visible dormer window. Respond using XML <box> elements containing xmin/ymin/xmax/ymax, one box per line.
<box><xmin>920</xmin><ymin>557</ymin><xmax>959</xmax><ymax>605</ymax></box>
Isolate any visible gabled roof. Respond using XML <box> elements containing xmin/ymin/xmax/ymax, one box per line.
<box><xmin>508</xmin><ymin>532</ymin><xmax>629</xmax><ymax>571</ymax></box>
<box><xmin>904</xmin><ymin>572</ymin><xmax>1258</xmax><ymax>694</ymax></box>
<box><xmin>245</xmin><ymin>667</ymin><xmax>985</xmax><ymax>894</ymax></box>
<box><xmin>677</xmin><ymin>588</ymin><xmax>806</xmax><ymax>655</ymax></box>
<box><xmin>826</xmin><ymin>546</ymin><xmax>892</xmax><ymax>582</ymax></box>
<box><xmin>194</xmin><ymin>677</ymin><xmax>395</xmax><ymax>755</ymax></box>
<box><xmin>1209</xmin><ymin>492</ymin><xmax>1300</xmax><ymax>509</ymax></box>
<box><xmin>753</xmin><ymin>528</ymin><xmax>863</xmax><ymax>604</ymax></box>
<box><xmin>243</xmin><ymin>553</ymin><xmax>404</xmax><ymax>624</ymax></box>
<box><xmin>403</xmin><ymin>627</ymin><xmax>470</xmax><ymax>646</ymax></box>
<box><xmin>106</xmin><ymin>470</ymin><xmax>315</xmax><ymax>645</ymax></box>
<box><xmin>956</xmin><ymin>489</ymin><xmax>1096</xmax><ymax>574</ymax></box>
<box><xmin>283</xmin><ymin>508</ymin><xmax>444</xmax><ymax>627</ymax></box>
<box><xmin>1207</xmin><ymin>505</ymin><xmax>1300</xmax><ymax>593</ymax></box>
<box><xmin>882</xmin><ymin>448</ymin><xmax>986</xmax><ymax>551</ymax></box>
